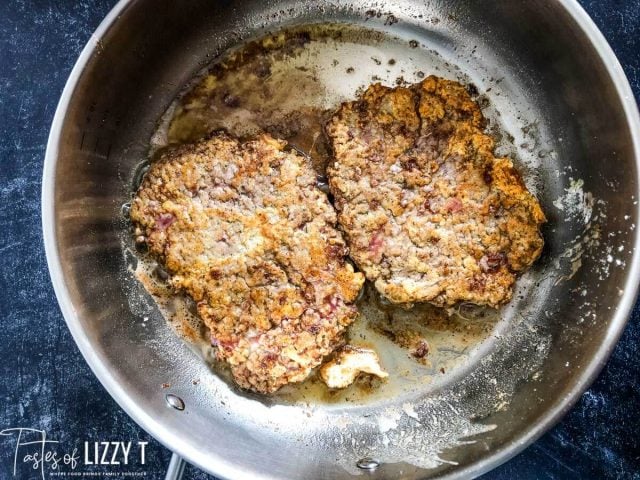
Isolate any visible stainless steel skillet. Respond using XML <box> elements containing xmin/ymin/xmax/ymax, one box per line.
<box><xmin>42</xmin><ymin>1</ymin><xmax>640</xmax><ymax>479</ymax></box>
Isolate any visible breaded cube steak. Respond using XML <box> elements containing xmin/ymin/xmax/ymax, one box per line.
<box><xmin>326</xmin><ymin>76</ymin><xmax>545</xmax><ymax>307</ymax></box>
<box><xmin>131</xmin><ymin>133</ymin><xmax>364</xmax><ymax>393</ymax></box>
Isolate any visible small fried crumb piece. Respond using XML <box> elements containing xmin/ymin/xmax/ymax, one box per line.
<box><xmin>320</xmin><ymin>346</ymin><xmax>388</xmax><ymax>389</ymax></box>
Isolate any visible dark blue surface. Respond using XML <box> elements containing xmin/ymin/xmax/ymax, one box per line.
<box><xmin>0</xmin><ymin>1</ymin><xmax>638</xmax><ymax>479</ymax></box>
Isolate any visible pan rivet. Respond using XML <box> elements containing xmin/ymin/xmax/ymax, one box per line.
<box><xmin>356</xmin><ymin>457</ymin><xmax>379</xmax><ymax>471</ymax></box>
<box><xmin>165</xmin><ymin>393</ymin><xmax>185</xmax><ymax>411</ymax></box>
<box><xmin>121</xmin><ymin>202</ymin><xmax>131</xmax><ymax>218</ymax></box>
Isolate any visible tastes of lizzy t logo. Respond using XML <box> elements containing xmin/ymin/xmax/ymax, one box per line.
<box><xmin>0</xmin><ymin>428</ymin><xmax>148</xmax><ymax>479</ymax></box>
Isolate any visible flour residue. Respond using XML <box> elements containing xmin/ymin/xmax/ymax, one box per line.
<box><xmin>553</xmin><ymin>178</ymin><xmax>593</xmax><ymax>224</ymax></box>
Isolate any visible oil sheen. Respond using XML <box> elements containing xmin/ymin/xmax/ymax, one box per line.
<box><xmin>137</xmin><ymin>23</ymin><xmax>503</xmax><ymax>404</ymax></box>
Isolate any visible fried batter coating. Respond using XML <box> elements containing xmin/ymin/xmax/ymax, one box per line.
<box><xmin>131</xmin><ymin>133</ymin><xmax>364</xmax><ymax>393</ymax></box>
<box><xmin>326</xmin><ymin>77</ymin><xmax>545</xmax><ymax>306</ymax></box>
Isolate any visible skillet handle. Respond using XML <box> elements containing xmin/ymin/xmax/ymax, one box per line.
<box><xmin>165</xmin><ymin>453</ymin><xmax>186</xmax><ymax>480</ymax></box>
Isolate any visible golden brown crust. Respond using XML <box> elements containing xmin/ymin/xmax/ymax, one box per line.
<box><xmin>326</xmin><ymin>76</ymin><xmax>545</xmax><ymax>307</ymax></box>
<box><xmin>131</xmin><ymin>133</ymin><xmax>364</xmax><ymax>393</ymax></box>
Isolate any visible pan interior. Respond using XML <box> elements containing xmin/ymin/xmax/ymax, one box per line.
<box><xmin>50</xmin><ymin>1</ymin><xmax>638</xmax><ymax>479</ymax></box>
<box><xmin>130</xmin><ymin>23</ymin><xmax>540</xmax><ymax>407</ymax></box>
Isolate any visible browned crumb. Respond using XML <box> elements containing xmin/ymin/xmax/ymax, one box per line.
<box><xmin>319</xmin><ymin>345</ymin><xmax>388</xmax><ymax>389</ymax></box>
<box><xmin>371</xmin><ymin>321</ymin><xmax>431</xmax><ymax>365</ymax></box>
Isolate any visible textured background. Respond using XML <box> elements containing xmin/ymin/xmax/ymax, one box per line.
<box><xmin>0</xmin><ymin>0</ymin><xmax>638</xmax><ymax>478</ymax></box>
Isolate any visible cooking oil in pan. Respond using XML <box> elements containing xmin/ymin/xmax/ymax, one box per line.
<box><xmin>134</xmin><ymin>256</ymin><xmax>500</xmax><ymax>405</ymax></box>
<box><xmin>137</xmin><ymin>23</ymin><xmax>506</xmax><ymax>404</ymax></box>
<box><xmin>153</xmin><ymin>23</ymin><xmax>488</xmax><ymax>175</ymax></box>
<box><xmin>276</xmin><ymin>285</ymin><xmax>500</xmax><ymax>405</ymax></box>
